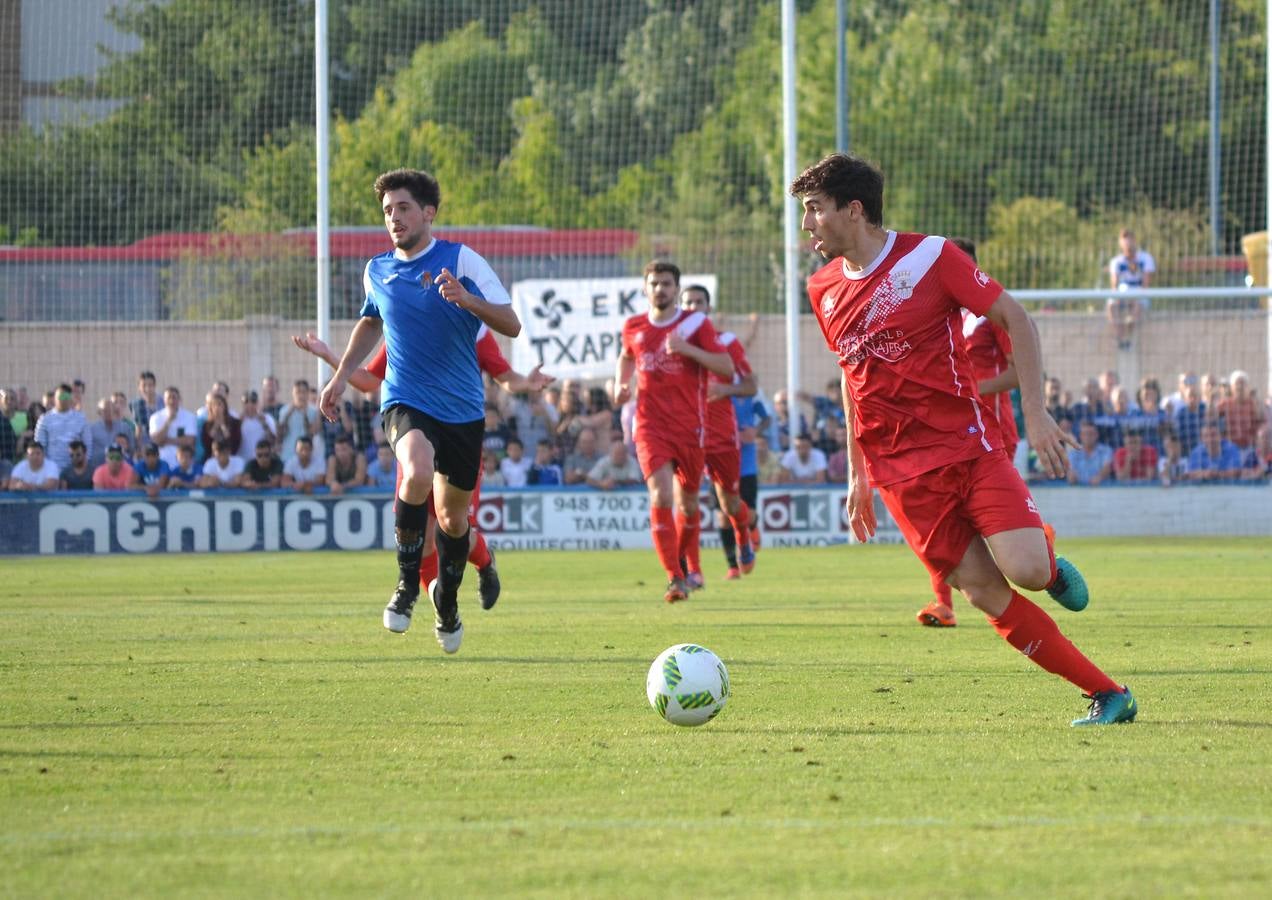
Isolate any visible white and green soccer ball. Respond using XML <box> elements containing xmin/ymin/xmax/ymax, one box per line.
<box><xmin>646</xmin><ymin>644</ymin><xmax>730</xmax><ymax>727</ymax></box>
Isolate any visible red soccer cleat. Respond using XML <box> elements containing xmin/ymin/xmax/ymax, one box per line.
<box><xmin>916</xmin><ymin>601</ymin><xmax>957</xmax><ymax>627</ymax></box>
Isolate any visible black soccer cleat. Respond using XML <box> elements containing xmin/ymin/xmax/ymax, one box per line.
<box><xmin>477</xmin><ymin>548</ymin><xmax>501</xmax><ymax>611</ymax></box>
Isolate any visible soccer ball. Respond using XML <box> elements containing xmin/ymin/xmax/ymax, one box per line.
<box><xmin>646</xmin><ymin>644</ymin><xmax>730</xmax><ymax>726</ymax></box>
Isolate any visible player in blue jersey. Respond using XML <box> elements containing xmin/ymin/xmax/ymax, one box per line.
<box><xmin>320</xmin><ymin>168</ymin><xmax>521</xmax><ymax>654</ymax></box>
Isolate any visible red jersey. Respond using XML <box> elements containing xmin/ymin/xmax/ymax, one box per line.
<box><xmin>705</xmin><ymin>331</ymin><xmax>752</xmax><ymax>452</ymax></box>
<box><xmin>367</xmin><ymin>324</ymin><xmax>511</xmax><ymax>382</ymax></box>
<box><xmin>961</xmin><ymin>312</ymin><xmax>1019</xmax><ymax>451</ymax></box>
<box><xmin>807</xmin><ymin>231</ymin><xmax>1004</xmax><ymax>486</ymax></box>
<box><xmin>622</xmin><ymin>308</ymin><xmax>725</xmax><ymax>448</ymax></box>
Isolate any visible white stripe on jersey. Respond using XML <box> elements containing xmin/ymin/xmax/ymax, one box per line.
<box><xmin>860</xmin><ymin>234</ymin><xmax>946</xmax><ymax>332</ymax></box>
<box><xmin>945</xmin><ymin>317</ymin><xmax>993</xmax><ymax>452</ymax></box>
<box><xmin>674</xmin><ymin>309</ymin><xmax>707</xmax><ymax>338</ymax></box>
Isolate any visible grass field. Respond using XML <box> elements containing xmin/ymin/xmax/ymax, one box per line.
<box><xmin>2</xmin><ymin>539</ymin><xmax>1270</xmax><ymax>898</ymax></box>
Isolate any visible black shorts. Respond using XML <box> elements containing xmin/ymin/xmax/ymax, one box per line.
<box><xmin>381</xmin><ymin>404</ymin><xmax>483</xmax><ymax>492</ymax></box>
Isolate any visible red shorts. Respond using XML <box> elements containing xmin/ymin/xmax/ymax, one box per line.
<box><xmin>875</xmin><ymin>450</ymin><xmax>1042</xmax><ymax>580</ymax></box>
<box><xmin>704</xmin><ymin>445</ymin><xmax>741</xmax><ymax>495</ymax></box>
<box><xmin>636</xmin><ymin>438</ymin><xmax>705</xmax><ymax>494</ymax></box>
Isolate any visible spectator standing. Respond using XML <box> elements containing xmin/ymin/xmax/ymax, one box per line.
<box><xmin>1069</xmin><ymin>378</ymin><xmax>1112</xmax><ymax>444</ymax></box>
<box><xmin>779</xmin><ymin>433</ymin><xmax>829</xmax><ymax>484</ymax></box>
<box><xmin>826</xmin><ymin>421</ymin><xmax>849</xmax><ymax>482</ymax></box>
<box><xmin>0</xmin><ymin>389</ymin><xmax>18</xmax><ymax>484</ymax></box>
<box><xmin>92</xmin><ymin>447</ymin><xmax>139</xmax><ymax>491</ymax></box>
<box><xmin>1185</xmin><ymin>422</ymin><xmax>1244</xmax><ymax>482</ymax></box>
<box><xmin>131</xmin><ymin>371</ymin><xmax>160</xmax><ymax>449</ymax></box>
<box><xmin>260</xmin><ymin>375</ymin><xmax>281</xmax><ymax>420</ymax></box>
<box><xmin>60</xmin><ymin>440</ymin><xmax>95</xmax><ymax>490</ymax></box>
<box><xmin>1067</xmin><ymin>420</ymin><xmax>1113</xmax><ymax>485</ymax></box>
<box><xmin>482</xmin><ymin>404</ymin><xmax>514</xmax><ymax>458</ymax></box>
<box><xmin>241</xmin><ymin>439</ymin><xmax>284</xmax><ymax>490</ymax></box>
<box><xmin>586</xmin><ymin>441</ymin><xmax>644</xmax><ymax>490</ymax></box>
<box><xmin>1172</xmin><ymin>384</ymin><xmax>1207</xmax><ymax>456</ymax></box>
<box><xmin>1107</xmin><ymin>227</ymin><xmax>1156</xmax><ymax>349</ymax></box>
<box><xmin>1216</xmin><ymin>370</ymin><xmax>1265</xmax><ymax>452</ymax></box>
<box><xmin>237</xmin><ymin>391</ymin><xmax>277</xmax><ymax>463</ymax></box>
<box><xmin>8</xmin><ymin>442</ymin><xmax>59</xmax><ymax>491</ymax></box>
<box><xmin>89</xmin><ymin>396</ymin><xmax>134</xmax><ymax>468</ymax></box>
<box><xmin>148</xmin><ymin>387</ymin><xmax>198</xmax><ymax>469</ymax></box>
<box><xmin>1112</xmin><ymin>429</ymin><xmax>1158</xmax><ymax>484</ymax></box>
<box><xmin>3</xmin><ymin>387</ymin><xmax>30</xmax><ymax>448</ymax></box>
<box><xmin>281</xmin><ymin>436</ymin><xmax>325</xmax><ymax>493</ymax></box>
<box><xmin>200</xmin><ymin>393</ymin><xmax>242</xmax><ymax>459</ymax></box>
<box><xmin>34</xmin><ymin>383</ymin><xmax>92</xmax><ymax>471</ymax></box>
<box><xmin>1132</xmin><ymin>378</ymin><xmax>1168</xmax><ymax>453</ymax></box>
<box><xmin>276</xmin><ymin>380</ymin><xmax>321</xmax><ymax>462</ymax></box>
<box><xmin>507</xmin><ymin>388</ymin><xmax>557</xmax><ymax>452</ymax></box>
<box><xmin>1162</xmin><ymin>372</ymin><xmax>1197</xmax><ymax>417</ymax></box>
<box><xmin>499</xmin><ymin>437</ymin><xmax>533</xmax><ymax>487</ymax></box>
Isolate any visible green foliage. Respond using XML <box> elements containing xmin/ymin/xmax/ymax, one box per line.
<box><xmin>0</xmin><ymin>0</ymin><xmax>1265</xmax><ymax>310</ymax></box>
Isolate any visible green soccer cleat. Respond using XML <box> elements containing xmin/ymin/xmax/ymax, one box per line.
<box><xmin>1071</xmin><ymin>686</ymin><xmax>1137</xmax><ymax>727</ymax></box>
<box><xmin>1046</xmin><ymin>557</ymin><xmax>1089</xmax><ymax>611</ymax></box>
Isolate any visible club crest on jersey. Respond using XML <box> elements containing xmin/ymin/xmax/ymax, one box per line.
<box><xmin>421</xmin><ymin>270</ymin><xmax>433</xmax><ymax>288</ymax></box>
<box><xmin>974</xmin><ymin>268</ymin><xmax>990</xmax><ymax>288</ymax></box>
<box><xmin>821</xmin><ymin>293</ymin><xmax>837</xmax><ymax>317</ymax></box>
<box><xmin>891</xmin><ymin>271</ymin><xmax>914</xmax><ymax>300</ymax></box>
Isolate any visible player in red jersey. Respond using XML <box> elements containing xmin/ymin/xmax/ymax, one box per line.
<box><xmin>790</xmin><ymin>153</ymin><xmax>1136</xmax><ymax>726</ymax></box>
<box><xmin>614</xmin><ymin>261</ymin><xmax>735</xmax><ymax>603</ymax></box>
<box><xmin>917</xmin><ymin>237</ymin><xmax>1020</xmax><ymax>628</ymax></box>
<box><xmin>679</xmin><ymin>284</ymin><xmax>758</xmax><ymax>581</ymax></box>
<box><xmin>292</xmin><ymin>328</ymin><xmax>553</xmax><ymax>621</ymax></box>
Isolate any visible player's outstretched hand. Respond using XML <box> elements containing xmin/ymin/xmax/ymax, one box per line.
<box><xmin>318</xmin><ymin>377</ymin><xmax>345</xmax><ymax>424</ymax></box>
<box><xmin>846</xmin><ymin>478</ymin><xmax>877</xmax><ymax>542</ymax></box>
<box><xmin>526</xmin><ymin>365</ymin><xmax>555</xmax><ymax>392</ymax></box>
<box><xmin>434</xmin><ymin>268</ymin><xmax>469</xmax><ymax>307</ymax></box>
<box><xmin>1024</xmin><ymin>409</ymin><xmax>1077</xmax><ymax>480</ymax></box>
<box><xmin>292</xmin><ymin>331</ymin><xmax>334</xmax><ymax>364</ymax></box>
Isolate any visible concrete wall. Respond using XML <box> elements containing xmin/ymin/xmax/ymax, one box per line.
<box><xmin>1</xmin><ymin>310</ymin><xmax>1267</xmax><ymax>411</ymax></box>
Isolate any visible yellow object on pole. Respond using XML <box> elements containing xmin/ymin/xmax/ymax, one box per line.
<box><xmin>1241</xmin><ymin>231</ymin><xmax>1267</xmax><ymax>286</ymax></box>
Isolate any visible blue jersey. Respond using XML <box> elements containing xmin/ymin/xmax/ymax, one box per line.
<box><xmin>732</xmin><ymin>395</ymin><xmax>760</xmax><ymax>477</ymax></box>
<box><xmin>360</xmin><ymin>238</ymin><xmax>511</xmax><ymax>423</ymax></box>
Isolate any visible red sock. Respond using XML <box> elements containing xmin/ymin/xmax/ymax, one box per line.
<box><xmin>468</xmin><ymin>530</ymin><xmax>492</xmax><ymax>569</ymax></box>
<box><xmin>650</xmin><ymin>506</ymin><xmax>683</xmax><ymax>580</ymax></box>
<box><xmin>418</xmin><ymin>551</ymin><xmax>439</xmax><ymax>588</ymax></box>
<box><xmin>989</xmin><ymin>593</ymin><xmax>1120</xmax><ymax>695</ymax></box>
<box><xmin>929</xmin><ymin>572</ymin><xmax>953</xmax><ymax>608</ymax></box>
<box><xmin>675</xmin><ymin>511</ymin><xmax>701</xmax><ymax>575</ymax></box>
<box><xmin>729</xmin><ymin>500</ymin><xmax>753</xmax><ymax>550</ymax></box>
<box><xmin>1042</xmin><ymin>523</ymin><xmax>1058</xmax><ymax>586</ymax></box>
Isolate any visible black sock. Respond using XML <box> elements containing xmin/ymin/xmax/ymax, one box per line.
<box><xmin>719</xmin><ymin>523</ymin><xmax>738</xmax><ymax>568</ymax></box>
<box><xmin>436</xmin><ymin>525</ymin><xmax>470</xmax><ymax>612</ymax></box>
<box><xmin>394</xmin><ymin>499</ymin><xmax>428</xmax><ymax>592</ymax></box>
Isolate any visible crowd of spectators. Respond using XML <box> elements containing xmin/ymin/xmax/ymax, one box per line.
<box><xmin>3</xmin><ymin>364</ymin><xmax>1269</xmax><ymax>494</ymax></box>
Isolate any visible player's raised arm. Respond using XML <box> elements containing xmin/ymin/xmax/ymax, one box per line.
<box><xmin>293</xmin><ymin>331</ymin><xmax>383</xmax><ymax>394</ymax></box>
<box><xmin>984</xmin><ymin>291</ymin><xmax>1073</xmax><ymax>479</ymax></box>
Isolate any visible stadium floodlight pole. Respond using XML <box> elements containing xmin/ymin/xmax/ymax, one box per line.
<box><xmin>1208</xmin><ymin>0</ymin><xmax>1221</xmax><ymax>256</ymax></box>
<box><xmin>781</xmin><ymin>0</ymin><xmax>802</xmax><ymax>453</ymax></box>
<box><xmin>314</xmin><ymin>0</ymin><xmax>332</xmax><ymax>390</ymax></box>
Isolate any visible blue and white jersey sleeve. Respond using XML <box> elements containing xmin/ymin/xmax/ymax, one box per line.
<box><xmin>456</xmin><ymin>245</ymin><xmax>511</xmax><ymax>305</ymax></box>
<box><xmin>360</xmin><ymin>261</ymin><xmax>382</xmax><ymax>319</ymax></box>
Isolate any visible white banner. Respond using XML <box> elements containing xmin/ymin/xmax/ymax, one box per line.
<box><xmin>510</xmin><ymin>274</ymin><xmax>717</xmax><ymax>381</ymax></box>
